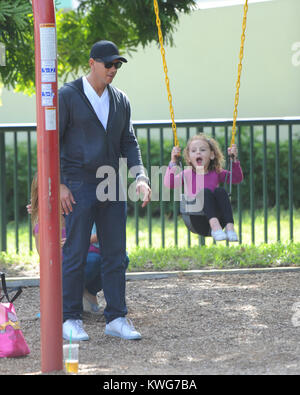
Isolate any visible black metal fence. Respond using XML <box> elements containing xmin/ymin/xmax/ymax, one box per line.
<box><xmin>0</xmin><ymin>117</ymin><xmax>299</xmax><ymax>253</ymax></box>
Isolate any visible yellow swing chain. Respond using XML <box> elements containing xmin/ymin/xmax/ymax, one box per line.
<box><xmin>231</xmin><ymin>0</ymin><xmax>249</xmax><ymax>147</ymax></box>
<box><xmin>154</xmin><ymin>0</ymin><xmax>248</xmax><ymax>149</ymax></box>
<box><xmin>153</xmin><ymin>0</ymin><xmax>179</xmax><ymax>147</ymax></box>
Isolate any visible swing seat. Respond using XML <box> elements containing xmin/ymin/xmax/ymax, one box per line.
<box><xmin>179</xmin><ymin>194</ymin><xmax>205</xmax><ymax>234</ymax></box>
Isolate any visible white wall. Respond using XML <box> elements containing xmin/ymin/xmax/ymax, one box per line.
<box><xmin>115</xmin><ymin>0</ymin><xmax>300</xmax><ymax>120</ymax></box>
<box><xmin>0</xmin><ymin>0</ymin><xmax>299</xmax><ymax>123</ymax></box>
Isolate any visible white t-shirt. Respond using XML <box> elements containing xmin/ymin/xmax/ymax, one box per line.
<box><xmin>82</xmin><ymin>76</ymin><xmax>109</xmax><ymax>130</ymax></box>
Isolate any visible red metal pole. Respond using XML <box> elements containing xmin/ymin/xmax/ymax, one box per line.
<box><xmin>32</xmin><ymin>0</ymin><xmax>62</xmax><ymax>373</ymax></box>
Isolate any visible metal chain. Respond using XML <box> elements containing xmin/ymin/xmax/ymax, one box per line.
<box><xmin>154</xmin><ymin>0</ymin><xmax>248</xmax><ymax>149</ymax></box>
<box><xmin>231</xmin><ymin>0</ymin><xmax>249</xmax><ymax>147</ymax></box>
<box><xmin>153</xmin><ymin>0</ymin><xmax>179</xmax><ymax>147</ymax></box>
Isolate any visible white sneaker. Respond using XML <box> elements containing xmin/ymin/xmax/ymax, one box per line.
<box><xmin>105</xmin><ymin>317</ymin><xmax>142</xmax><ymax>340</ymax></box>
<box><xmin>226</xmin><ymin>229</ymin><xmax>239</xmax><ymax>242</ymax></box>
<box><xmin>63</xmin><ymin>319</ymin><xmax>89</xmax><ymax>341</ymax></box>
<box><xmin>211</xmin><ymin>229</ymin><xmax>227</xmax><ymax>241</ymax></box>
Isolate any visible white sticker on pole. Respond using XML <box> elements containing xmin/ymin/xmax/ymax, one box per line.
<box><xmin>41</xmin><ymin>60</ymin><xmax>56</xmax><ymax>82</ymax></box>
<box><xmin>42</xmin><ymin>84</ymin><xmax>54</xmax><ymax>106</ymax></box>
<box><xmin>45</xmin><ymin>107</ymin><xmax>56</xmax><ymax>131</ymax></box>
<box><xmin>40</xmin><ymin>24</ymin><xmax>56</xmax><ymax>60</ymax></box>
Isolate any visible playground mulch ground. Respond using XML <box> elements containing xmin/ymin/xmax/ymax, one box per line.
<box><xmin>2</xmin><ymin>270</ymin><xmax>300</xmax><ymax>375</ymax></box>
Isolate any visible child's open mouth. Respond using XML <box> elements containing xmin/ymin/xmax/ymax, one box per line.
<box><xmin>196</xmin><ymin>158</ymin><xmax>202</xmax><ymax>166</ymax></box>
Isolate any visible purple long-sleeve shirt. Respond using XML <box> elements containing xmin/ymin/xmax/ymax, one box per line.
<box><xmin>164</xmin><ymin>161</ymin><xmax>243</xmax><ymax>197</ymax></box>
<box><xmin>33</xmin><ymin>223</ymin><xmax>99</xmax><ymax>254</ymax></box>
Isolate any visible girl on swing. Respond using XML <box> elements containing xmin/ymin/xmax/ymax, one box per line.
<box><xmin>164</xmin><ymin>133</ymin><xmax>243</xmax><ymax>242</ymax></box>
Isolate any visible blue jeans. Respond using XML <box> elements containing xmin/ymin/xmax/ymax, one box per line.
<box><xmin>84</xmin><ymin>252</ymin><xmax>129</xmax><ymax>296</ymax></box>
<box><xmin>62</xmin><ymin>179</ymin><xmax>128</xmax><ymax>323</ymax></box>
<box><xmin>84</xmin><ymin>252</ymin><xmax>102</xmax><ymax>296</ymax></box>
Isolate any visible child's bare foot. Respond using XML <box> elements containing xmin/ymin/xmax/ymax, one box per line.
<box><xmin>209</xmin><ymin>217</ymin><xmax>222</xmax><ymax>232</ymax></box>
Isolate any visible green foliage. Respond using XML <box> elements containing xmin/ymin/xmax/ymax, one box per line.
<box><xmin>3</xmin><ymin>128</ymin><xmax>300</xmax><ymax>221</ymax></box>
<box><xmin>4</xmin><ymin>140</ymin><xmax>37</xmax><ymax>222</ymax></box>
<box><xmin>0</xmin><ymin>0</ymin><xmax>34</xmax><ymax>92</ymax></box>
<box><xmin>56</xmin><ymin>0</ymin><xmax>196</xmax><ymax>85</ymax></box>
<box><xmin>235</xmin><ymin>128</ymin><xmax>300</xmax><ymax>209</ymax></box>
<box><xmin>0</xmin><ymin>249</ymin><xmax>39</xmax><ymax>277</ymax></box>
<box><xmin>128</xmin><ymin>242</ymin><xmax>300</xmax><ymax>272</ymax></box>
<box><xmin>0</xmin><ymin>0</ymin><xmax>197</xmax><ymax>93</ymax></box>
<box><xmin>3</xmin><ymin>237</ymin><xmax>299</xmax><ymax>276</ymax></box>
<box><xmin>132</xmin><ymin>136</ymin><xmax>176</xmax><ymax>216</ymax></box>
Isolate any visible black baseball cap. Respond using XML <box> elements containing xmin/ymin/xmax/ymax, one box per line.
<box><xmin>90</xmin><ymin>40</ymin><xmax>128</xmax><ymax>63</ymax></box>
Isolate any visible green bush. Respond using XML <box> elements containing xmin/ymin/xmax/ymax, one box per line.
<box><xmin>5</xmin><ymin>142</ymin><xmax>37</xmax><ymax>222</ymax></box>
<box><xmin>235</xmin><ymin>129</ymin><xmax>300</xmax><ymax>210</ymax></box>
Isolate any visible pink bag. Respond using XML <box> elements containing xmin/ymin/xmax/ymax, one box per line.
<box><xmin>0</xmin><ymin>272</ymin><xmax>30</xmax><ymax>358</ymax></box>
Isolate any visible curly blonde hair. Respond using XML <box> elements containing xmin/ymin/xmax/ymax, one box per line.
<box><xmin>183</xmin><ymin>133</ymin><xmax>224</xmax><ymax>173</ymax></box>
